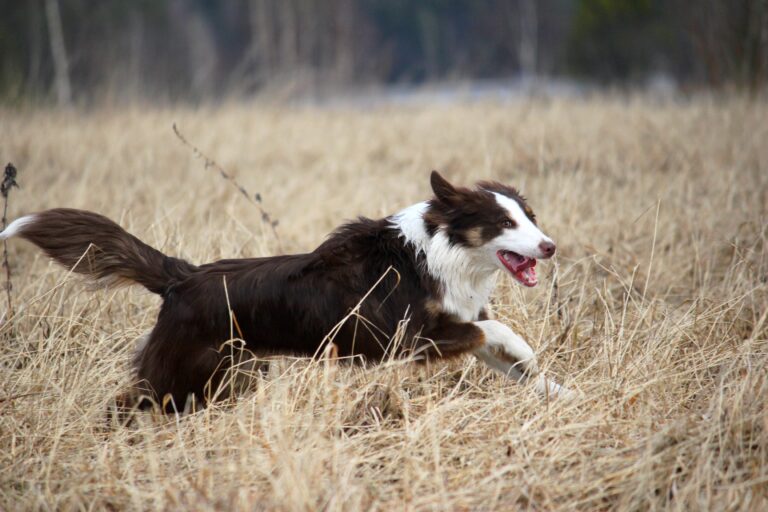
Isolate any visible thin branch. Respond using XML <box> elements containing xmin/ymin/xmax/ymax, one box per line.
<box><xmin>1</xmin><ymin>163</ymin><xmax>20</xmax><ymax>318</ymax></box>
<box><xmin>172</xmin><ymin>123</ymin><xmax>282</xmax><ymax>251</ymax></box>
<box><xmin>0</xmin><ymin>391</ymin><xmax>42</xmax><ymax>405</ymax></box>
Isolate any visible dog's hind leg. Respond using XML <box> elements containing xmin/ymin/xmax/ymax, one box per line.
<box><xmin>472</xmin><ymin>320</ymin><xmax>572</xmax><ymax>399</ymax></box>
<box><xmin>104</xmin><ymin>331</ymin><xmax>161</xmax><ymax>427</ymax></box>
<box><xmin>125</xmin><ymin>300</ymin><xmax>225</xmax><ymax>413</ymax></box>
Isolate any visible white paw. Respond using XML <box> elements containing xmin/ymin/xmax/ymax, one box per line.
<box><xmin>475</xmin><ymin>320</ymin><xmax>537</xmax><ymax>371</ymax></box>
<box><xmin>533</xmin><ymin>374</ymin><xmax>577</xmax><ymax>400</ymax></box>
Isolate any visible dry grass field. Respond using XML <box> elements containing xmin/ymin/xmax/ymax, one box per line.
<box><xmin>1</xmin><ymin>96</ymin><xmax>767</xmax><ymax>510</ymax></box>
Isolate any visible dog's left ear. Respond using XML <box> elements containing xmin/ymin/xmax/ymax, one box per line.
<box><xmin>430</xmin><ymin>170</ymin><xmax>459</xmax><ymax>204</ymax></box>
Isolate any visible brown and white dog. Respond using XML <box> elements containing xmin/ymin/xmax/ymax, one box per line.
<box><xmin>1</xmin><ymin>171</ymin><xmax>570</xmax><ymax>412</ymax></box>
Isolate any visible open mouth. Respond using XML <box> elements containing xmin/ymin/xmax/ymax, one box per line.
<box><xmin>497</xmin><ymin>250</ymin><xmax>538</xmax><ymax>287</ymax></box>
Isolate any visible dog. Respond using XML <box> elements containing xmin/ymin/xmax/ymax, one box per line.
<box><xmin>1</xmin><ymin>171</ymin><xmax>569</xmax><ymax>412</ymax></box>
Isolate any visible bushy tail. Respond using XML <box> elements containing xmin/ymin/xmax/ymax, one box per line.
<box><xmin>0</xmin><ymin>208</ymin><xmax>197</xmax><ymax>295</ymax></box>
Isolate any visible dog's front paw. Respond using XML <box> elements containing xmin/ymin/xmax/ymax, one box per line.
<box><xmin>534</xmin><ymin>374</ymin><xmax>578</xmax><ymax>400</ymax></box>
<box><xmin>480</xmin><ymin>322</ymin><xmax>538</xmax><ymax>369</ymax></box>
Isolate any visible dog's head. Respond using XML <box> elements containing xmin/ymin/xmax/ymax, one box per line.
<box><xmin>424</xmin><ymin>171</ymin><xmax>555</xmax><ymax>287</ymax></box>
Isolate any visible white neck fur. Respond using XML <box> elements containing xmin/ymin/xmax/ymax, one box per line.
<box><xmin>390</xmin><ymin>202</ymin><xmax>498</xmax><ymax>321</ymax></box>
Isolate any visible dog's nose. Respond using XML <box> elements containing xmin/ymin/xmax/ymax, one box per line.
<box><xmin>539</xmin><ymin>241</ymin><xmax>556</xmax><ymax>258</ymax></box>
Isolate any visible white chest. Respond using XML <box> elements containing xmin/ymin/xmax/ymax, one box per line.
<box><xmin>423</xmin><ymin>231</ymin><xmax>498</xmax><ymax>322</ymax></box>
<box><xmin>390</xmin><ymin>202</ymin><xmax>499</xmax><ymax>322</ymax></box>
<box><xmin>437</xmin><ymin>270</ymin><xmax>497</xmax><ymax>321</ymax></box>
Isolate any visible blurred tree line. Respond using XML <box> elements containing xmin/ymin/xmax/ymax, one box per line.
<box><xmin>1</xmin><ymin>0</ymin><xmax>766</xmax><ymax>104</ymax></box>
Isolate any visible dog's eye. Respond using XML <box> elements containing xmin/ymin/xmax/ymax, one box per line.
<box><xmin>502</xmin><ymin>219</ymin><xmax>516</xmax><ymax>229</ymax></box>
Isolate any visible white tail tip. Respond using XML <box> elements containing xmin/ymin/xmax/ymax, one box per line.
<box><xmin>0</xmin><ymin>214</ymin><xmax>37</xmax><ymax>240</ymax></box>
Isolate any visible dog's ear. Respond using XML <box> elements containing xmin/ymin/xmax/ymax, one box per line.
<box><xmin>430</xmin><ymin>170</ymin><xmax>459</xmax><ymax>204</ymax></box>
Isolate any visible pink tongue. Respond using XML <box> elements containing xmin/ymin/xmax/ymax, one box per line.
<box><xmin>504</xmin><ymin>252</ymin><xmax>535</xmax><ymax>272</ymax></box>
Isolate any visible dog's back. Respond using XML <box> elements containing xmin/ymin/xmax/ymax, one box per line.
<box><xmin>2</xmin><ymin>209</ymin><xmax>439</xmax><ymax>410</ymax></box>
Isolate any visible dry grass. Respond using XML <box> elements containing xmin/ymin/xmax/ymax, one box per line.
<box><xmin>0</xmin><ymin>96</ymin><xmax>767</xmax><ymax>511</ymax></box>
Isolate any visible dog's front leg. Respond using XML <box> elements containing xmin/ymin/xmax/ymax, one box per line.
<box><xmin>472</xmin><ymin>320</ymin><xmax>570</xmax><ymax>398</ymax></box>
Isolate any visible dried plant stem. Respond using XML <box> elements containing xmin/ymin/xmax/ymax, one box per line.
<box><xmin>1</xmin><ymin>163</ymin><xmax>19</xmax><ymax>318</ymax></box>
<box><xmin>172</xmin><ymin>124</ymin><xmax>282</xmax><ymax>251</ymax></box>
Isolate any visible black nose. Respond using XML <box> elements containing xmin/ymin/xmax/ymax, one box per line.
<box><xmin>539</xmin><ymin>241</ymin><xmax>556</xmax><ymax>258</ymax></box>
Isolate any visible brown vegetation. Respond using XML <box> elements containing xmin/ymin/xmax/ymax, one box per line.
<box><xmin>1</xmin><ymin>96</ymin><xmax>766</xmax><ymax>510</ymax></box>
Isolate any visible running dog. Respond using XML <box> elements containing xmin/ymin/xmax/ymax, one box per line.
<box><xmin>1</xmin><ymin>171</ymin><xmax>569</xmax><ymax>411</ymax></box>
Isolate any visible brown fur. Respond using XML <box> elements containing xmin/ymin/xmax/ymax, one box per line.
<box><xmin>19</xmin><ymin>209</ymin><xmax>195</xmax><ymax>295</ymax></box>
<box><xmin>7</xmin><ymin>172</ymin><xmax>539</xmax><ymax>414</ymax></box>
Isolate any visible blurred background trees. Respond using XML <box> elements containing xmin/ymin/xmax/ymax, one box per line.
<box><xmin>0</xmin><ymin>0</ymin><xmax>766</xmax><ymax>104</ymax></box>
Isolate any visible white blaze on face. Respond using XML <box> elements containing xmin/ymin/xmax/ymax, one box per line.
<box><xmin>490</xmin><ymin>192</ymin><xmax>552</xmax><ymax>259</ymax></box>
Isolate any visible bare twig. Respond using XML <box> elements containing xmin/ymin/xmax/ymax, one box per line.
<box><xmin>551</xmin><ymin>260</ymin><xmax>564</xmax><ymax>324</ymax></box>
<box><xmin>0</xmin><ymin>391</ymin><xmax>42</xmax><ymax>405</ymax></box>
<box><xmin>1</xmin><ymin>163</ymin><xmax>19</xmax><ymax>317</ymax></box>
<box><xmin>172</xmin><ymin>124</ymin><xmax>282</xmax><ymax>251</ymax></box>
